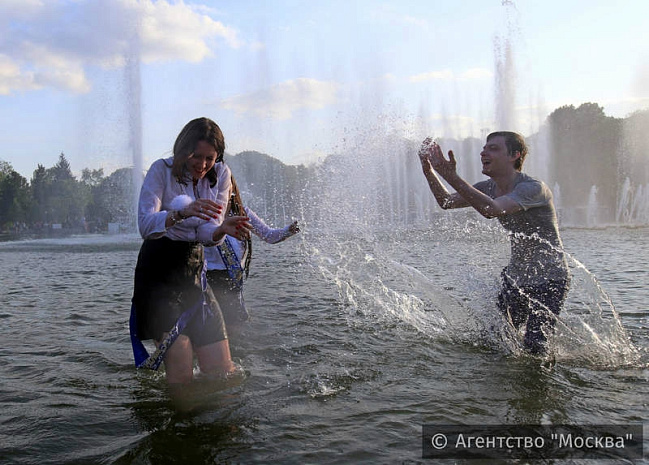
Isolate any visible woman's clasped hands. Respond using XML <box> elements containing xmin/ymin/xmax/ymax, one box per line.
<box><xmin>179</xmin><ymin>199</ymin><xmax>225</xmax><ymax>222</ymax></box>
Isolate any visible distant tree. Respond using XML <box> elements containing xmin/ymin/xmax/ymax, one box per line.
<box><xmin>30</xmin><ymin>164</ymin><xmax>51</xmax><ymax>223</ymax></box>
<box><xmin>548</xmin><ymin>103</ymin><xmax>622</xmax><ymax>221</ymax></box>
<box><xmin>619</xmin><ymin>109</ymin><xmax>649</xmax><ymax>186</ymax></box>
<box><xmin>44</xmin><ymin>153</ymin><xmax>88</xmax><ymax>226</ymax></box>
<box><xmin>81</xmin><ymin>167</ymin><xmax>105</xmax><ymax>187</ymax></box>
<box><xmin>25</xmin><ymin>153</ymin><xmax>91</xmax><ymax>229</ymax></box>
<box><xmin>85</xmin><ymin>167</ymin><xmax>134</xmax><ymax>231</ymax></box>
<box><xmin>0</xmin><ymin>160</ymin><xmax>31</xmax><ymax>230</ymax></box>
<box><xmin>227</xmin><ymin>151</ymin><xmax>307</xmax><ymax>225</ymax></box>
<box><xmin>52</xmin><ymin>152</ymin><xmax>74</xmax><ymax>182</ymax></box>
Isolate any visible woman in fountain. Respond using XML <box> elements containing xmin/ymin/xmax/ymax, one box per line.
<box><xmin>130</xmin><ymin>117</ymin><xmax>252</xmax><ymax>388</ymax></box>
<box><xmin>204</xmin><ymin>175</ymin><xmax>300</xmax><ymax>328</ymax></box>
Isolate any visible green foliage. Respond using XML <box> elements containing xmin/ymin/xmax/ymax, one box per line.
<box><xmin>548</xmin><ymin>103</ymin><xmax>624</xmax><ymax>221</ymax></box>
<box><xmin>1</xmin><ymin>103</ymin><xmax>647</xmax><ymax>233</ymax></box>
<box><xmin>0</xmin><ymin>161</ymin><xmax>31</xmax><ymax>229</ymax></box>
<box><xmin>0</xmin><ymin>154</ymin><xmax>133</xmax><ymax>234</ymax></box>
<box><xmin>226</xmin><ymin>151</ymin><xmax>308</xmax><ymax>225</ymax></box>
<box><xmin>84</xmin><ymin>167</ymin><xmax>135</xmax><ymax>230</ymax></box>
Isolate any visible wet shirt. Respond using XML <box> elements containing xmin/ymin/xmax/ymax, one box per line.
<box><xmin>474</xmin><ymin>172</ymin><xmax>568</xmax><ymax>286</ymax></box>
<box><xmin>204</xmin><ymin>207</ymin><xmax>296</xmax><ymax>270</ymax></box>
<box><xmin>137</xmin><ymin>157</ymin><xmax>231</xmax><ymax>245</ymax></box>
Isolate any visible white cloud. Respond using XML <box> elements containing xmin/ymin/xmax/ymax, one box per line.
<box><xmin>400</xmin><ymin>14</ymin><xmax>428</xmax><ymax>28</ymax></box>
<box><xmin>369</xmin><ymin>4</ymin><xmax>429</xmax><ymax>29</ymax></box>
<box><xmin>220</xmin><ymin>78</ymin><xmax>340</xmax><ymax>120</ymax></box>
<box><xmin>409</xmin><ymin>69</ymin><xmax>454</xmax><ymax>83</ymax></box>
<box><xmin>0</xmin><ymin>0</ymin><xmax>243</xmax><ymax>94</ymax></box>
<box><xmin>35</xmin><ymin>66</ymin><xmax>92</xmax><ymax>94</ymax></box>
<box><xmin>138</xmin><ymin>0</ymin><xmax>242</xmax><ymax>63</ymax></box>
<box><xmin>249</xmin><ymin>41</ymin><xmax>266</xmax><ymax>52</ymax></box>
<box><xmin>0</xmin><ymin>54</ymin><xmax>40</xmax><ymax>94</ymax></box>
<box><xmin>0</xmin><ymin>50</ymin><xmax>88</xmax><ymax>96</ymax></box>
<box><xmin>409</xmin><ymin>67</ymin><xmax>492</xmax><ymax>83</ymax></box>
<box><xmin>458</xmin><ymin>68</ymin><xmax>493</xmax><ymax>81</ymax></box>
<box><xmin>0</xmin><ymin>0</ymin><xmax>43</xmax><ymax>17</ymax></box>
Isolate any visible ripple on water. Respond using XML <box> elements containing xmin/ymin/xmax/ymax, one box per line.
<box><xmin>0</xmin><ymin>229</ymin><xmax>647</xmax><ymax>464</ymax></box>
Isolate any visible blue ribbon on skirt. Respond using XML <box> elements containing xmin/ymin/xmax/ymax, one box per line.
<box><xmin>129</xmin><ymin>263</ymin><xmax>212</xmax><ymax>370</ymax></box>
<box><xmin>216</xmin><ymin>237</ymin><xmax>245</xmax><ymax>291</ymax></box>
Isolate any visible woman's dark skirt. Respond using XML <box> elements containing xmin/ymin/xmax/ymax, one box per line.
<box><xmin>206</xmin><ymin>269</ymin><xmax>250</xmax><ymax>326</ymax></box>
<box><xmin>132</xmin><ymin>237</ymin><xmax>227</xmax><ymax>346</ymax></box>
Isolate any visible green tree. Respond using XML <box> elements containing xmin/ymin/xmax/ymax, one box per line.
<box><xmin>619</xmin><ymin>109</ymin><xmax>649</xmax><ymax>186</ymax></box>
<box><xmin>0</xmin><ymin>161</ymin><xmax>31</xmax><ymax>230</ymax></box>
<box><xmin>81</xmin><ymin>167</ymin><xmax>105</xmax><ymax>187</ymax></box>
<box><xmin>548</xmin><ymin>103</ymin><xmax>622</xmax><ymax>221</ymax></box>
<box><xmin>47</xmin><ymin>153</ymin><xmax>88</xmax><ymax>227</ymax></box>
<box><xmin>30</xmin><ymin>164</ymin><xmax>51</xmax><ymax>224</ymax></box>
<box><xmin>85</xmin><ymin>167</ymin><xmax>134</xmax><ymax>231</ymax></box>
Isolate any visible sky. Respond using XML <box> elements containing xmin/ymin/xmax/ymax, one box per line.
<box><xmin>1</xmin><ymin>0</ymin><xmax>648</xmax><ymax>180</ymax></box>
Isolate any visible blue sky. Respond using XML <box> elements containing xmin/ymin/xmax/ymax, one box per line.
<box><xmin>1</xmin><ymin>0</ymin><xmax>648</xmax><ymax>179</ymax></box>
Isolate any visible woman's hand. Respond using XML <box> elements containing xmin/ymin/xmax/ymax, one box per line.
<box><xmin>180</xmin><ymin>199</ymin><xmax>226</xmax><ymax>222</ymax></box>
<box><xmin>212</xmin><ymin>215</ymin><xmax>252</xmax><ymax>242</ymax></box>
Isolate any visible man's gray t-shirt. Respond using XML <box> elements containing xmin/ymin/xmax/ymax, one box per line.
<box><xmin>474</xmin><ymin>172</ymin><xmax>568</xmax><ymax>286</ymax></box>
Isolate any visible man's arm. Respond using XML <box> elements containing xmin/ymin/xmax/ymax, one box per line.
<box><xmin>419</xmin><ymin>138</ymin><xmax>468</xmax><ymax>209</ymax></box>
<box><xmin>421</xmin><ymin>139</ymin><xmax>522</xmax><ymax>218</ymax></box>
<box><xmin>442</xmin><ymin>172</ymin><xmax>522</xmax><ymax>218</ymax></box>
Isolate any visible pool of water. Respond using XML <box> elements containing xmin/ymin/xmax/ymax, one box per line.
<box><xmin>0</xmin><ymin>225</ymin><xmax>646</xmax><ymax>464</ymax></box>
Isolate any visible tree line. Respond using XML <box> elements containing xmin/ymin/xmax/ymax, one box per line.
<box><xmin>1</xmin><ymin>103</ymin><xmax>647</xmax><ymax>236</ymax></box>
<box><xmin>0</xmin><ymin>153</ymin><xmax>134</xmax><ymax>236</ymax></box>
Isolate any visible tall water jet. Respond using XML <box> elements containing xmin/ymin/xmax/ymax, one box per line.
<box><xmin>630</xmin><ymin>184</ymin><xmax>649</xmax><ymax>224</ymax></box>
<box><xmin>586</xmin><ymin>185</ymin><xmax>599</xmax><ymax>227</ymax></box>
<box><xmin>493</xmin><ymin>0</ymin><xmax>518</xmax><ymax>132</ymax></box>
<box><xmin>616</xmin><ymin>177</ymin><xmax>632</xmax><ymax>224</ymax></box>
<box><xmin>494</xmin><ymin>39</ymin><xmax>515</xmax><ymax>131</ymax></box>
<box><xmin>126</xmin><ymin>28</ymin><xmax>143</xmax><ymax>228</ymax></box>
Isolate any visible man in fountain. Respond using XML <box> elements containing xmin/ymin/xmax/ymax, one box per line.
<box><xmin>418</xmin><ymin>132</ymin><xmax>570</xmax><ymax>355</ymax></box>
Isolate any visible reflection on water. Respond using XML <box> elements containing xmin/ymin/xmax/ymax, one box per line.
<box><xmin>0</xmin><ymin>227</ymin><xmax>647</xmax><ymax>464</ymax></box>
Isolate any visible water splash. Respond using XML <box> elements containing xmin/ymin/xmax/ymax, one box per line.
<box><xmin>552</xmin><ymin>252</ymin><xmax>641</xmax><ymax>367</ymax></box>
<box><xmin>305</xmin><ymin>222</ymin><xmax>641</xmax><ymax>368</ymax></box>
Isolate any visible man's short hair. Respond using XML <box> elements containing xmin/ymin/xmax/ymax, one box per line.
<box><xmin>487</xmin><ymin>131</ymin><xmax>528</xmax><ymax>171</ymax></box>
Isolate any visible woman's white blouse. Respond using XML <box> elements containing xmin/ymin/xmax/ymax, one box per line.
<box><xmin>137</xmin><ymin>157</ymin><xmax>232</xmax><ymax>245</ymax></box>
<box><xmin>204</xmin><ymin>207</ymin><xmax>296</xmax><ymax>270</ymax></box>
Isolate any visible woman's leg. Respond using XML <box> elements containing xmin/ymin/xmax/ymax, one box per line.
<box><xmin>158</xmin><ymin>334</ymin><xmax>194</xmax><ymax>385</ymax></box>
<box><xmin>194</xmin><ymin>339</ymin><xmax>235</xmax><ymax>375</ymax></box>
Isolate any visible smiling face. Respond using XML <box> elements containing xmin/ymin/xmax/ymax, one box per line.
<box><xmin>171</xmin><ymin>117</ymin><xmax>225</xmax><ymax>183</ymax></box>
<box><xmin>186</xmin><ymin>140</ymin><xmax>218</xmax><ymax>181</ymax></box>
<box><xmin>480</xmin><ymin>135</ymin><xmax>520</xmax><ymax>177</ymax></box>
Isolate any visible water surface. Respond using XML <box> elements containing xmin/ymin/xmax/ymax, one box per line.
<box><xmin>0</xmin><ymin>226</ymin><xmax>647</xmax><ymax>464</ymax></box>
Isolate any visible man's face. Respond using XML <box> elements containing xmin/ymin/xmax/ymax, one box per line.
<box><xmin>480</xmin><ymin>135</ymin><xmax>516</xmax><ymax>176</ymax></box>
